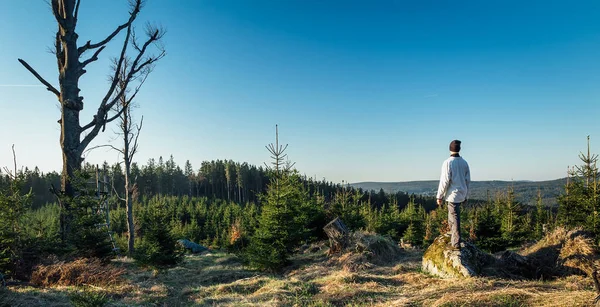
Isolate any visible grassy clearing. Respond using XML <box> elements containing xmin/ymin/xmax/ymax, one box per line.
<box><xmin>0</xmin><ymin>245</ymin><xmax>597</xmax><ymax>306</ymax></box>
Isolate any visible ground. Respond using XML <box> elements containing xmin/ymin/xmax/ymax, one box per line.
<box><xmin>0</xmin><ymin>245</ymin><xmax>597</xmax><ymax>306</ymax></box>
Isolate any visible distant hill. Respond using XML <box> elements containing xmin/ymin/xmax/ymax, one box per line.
<box><xmin>350</xmin><ymin>178</ymin><xmax>567</xmax><ymax>207</ymax></box>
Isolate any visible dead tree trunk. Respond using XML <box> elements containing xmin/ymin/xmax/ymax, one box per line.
<box><xmin>113</xmin><ymin>59</ymin><xmax>147</xmax><ymax>256</ymax></box>
<box><xmin>18</xmin><ymin>0</ymin><xmax>164</xmax><ymax>243</ymax></box>
<box><xmin>122</xmin><ymin>103</ymin><xmax>137</xmax><ymax>255</ymax></box>
<box><xmin>124</xmin><ymin>147</ymin><xmax>135</xmax><ymax>255</ymax></box>
<box><xmin>324</xmin><ymin>217</ymin><xmax>350</xmax><ymax>255</ymax></box>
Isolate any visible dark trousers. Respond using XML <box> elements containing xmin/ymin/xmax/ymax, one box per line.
<box><xmin>447</xmin><ymin>202</ymin><xmax>461</xmax><ymax>248</ymax></box>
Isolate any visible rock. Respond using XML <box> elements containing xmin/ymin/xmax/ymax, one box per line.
<box><xmin>422</xmin><ymin>234</ymin><xmax>495</xmax><ymax>278</ymax></box>
<box><xmin>177</xmin><ymin>239</ymin><xmax>208</xmax><ymax>254</ymax></box>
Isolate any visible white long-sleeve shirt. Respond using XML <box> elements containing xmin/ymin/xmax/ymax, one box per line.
<box><xmin>436</xmin><ymin>155</ymin><xmax>470</xmax><ymax>203</ymax></box>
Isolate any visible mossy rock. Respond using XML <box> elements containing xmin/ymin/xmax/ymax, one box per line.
<box><xmin>422</xmin><ymin>234</ymin><xmax>495</xmax><ymax>278</ymax></box>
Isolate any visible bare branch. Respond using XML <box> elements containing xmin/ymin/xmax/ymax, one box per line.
<box><xmin>11</xmin><ymin>144</ymin><xmax>17</xmax><ymax>178</ymax></box>
<box><xmin>130</xmin><ymin>116</ymin><xmax>143</xmax><ymax>160</ymax></box>
<box><xmin>83</xmin><ymin>144</ymin><xmax>124</xmax><ymax>156</ymax></box>
<box><xmin>105</xmin><ymin>99</ymin><xmax>133</xmax><ymax>124</ymax></box>
<box><xmin>80</xmin><ymin>68</ymin><xmax>140</xmax><ymax>143</ymax></box>
<box><xmin>103</xmin><ymin>51</ymin><xmax>155</xmax><ymax>121</ymax></box>
<box><xmin>80</xmin><ymin>15</ymin><xmax>164</xmax><ymax>156</ymax></box>
<box><xmin>77</xmin><ymin>0</ymin><xmax>142</xmax><ymax>54</ymax></box>
<box><xmin>99</xmin><ymin>24</ymin><xmax>132</xmax><ymax>112</ymax></box>
<box><xmin>112</xmin><ymin>184</ymin><xmax>126</xmax><ymax>202</ymax></box>
<box><xmin>80</xmin><ymin>116</ymin><xmax>98</xmax><ymax>132</ymax></box>
<box><xmin>2</xmin><ymin>145</ymin><xmax>20</xmax><ymax>180</ymax></box>
<box><xmin>80</xmin><ymin>46</ymin><xmax>106</xmax><ymax>68</ymax></box>
<box><xmin>18</xmin><ymin>59</ymin><xmax>60</xmax><ymax>97</ymax></box>
<box><xmin>80</xmin><ymin>99</ymin><xmax>131</xmax><ymax>152</ymax></box>
<box><xmin>74</xmin><ymin>0</ymin><xmax>81</xmax><ymax>21</ymax></box>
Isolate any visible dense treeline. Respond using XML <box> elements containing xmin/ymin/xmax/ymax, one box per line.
<box><xmin>0</xmin><ymin>156</ymin><xmax>436</xmax><ymax>211</ymax></box>
<box><xmin>110</xmin><ymin>182</ymin><xmax>555</xmax><ymax>256</ymax></box>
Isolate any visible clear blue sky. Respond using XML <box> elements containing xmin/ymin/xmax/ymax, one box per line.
<box><xmin>0</xmin><ymin>0</ymin><xmax>599</xmax><ymax>183</ymax></box>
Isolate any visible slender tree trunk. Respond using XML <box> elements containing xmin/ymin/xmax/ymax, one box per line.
<box><xmin>227</xmin><ymin>181</ymin><xmax>230</xmax><ymax>201</ymax></box>
<box><xmin>122</xmin><ymin>105</ymin><xmax>135</xmax><ymax>255</ymax></box>
<box><xmin>125</xmin><ymin>163</ymin><xmax>134</xmax><ymax>254</ymax></box>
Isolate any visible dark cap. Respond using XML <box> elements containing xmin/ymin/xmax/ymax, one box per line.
<box><xmin>449</xmin><ymin>140</ymin><xmax>461</xmax><ymax>152</ymax></box>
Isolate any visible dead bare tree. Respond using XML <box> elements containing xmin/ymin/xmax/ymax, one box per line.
<box><xmin>18</xmin><ymin>0</ymin><xmax>165</xmax><ymax>241</ymax></box>
<box><xmin>108</xmin><ymin>57</ymin><xmax>148</xmax><ymax>256</ymax></box>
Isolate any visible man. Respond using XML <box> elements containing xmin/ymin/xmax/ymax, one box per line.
<box><xmin>436</xmin><ymin>140</ymin><xmax>470</xmax><ymax>250</ymax></box>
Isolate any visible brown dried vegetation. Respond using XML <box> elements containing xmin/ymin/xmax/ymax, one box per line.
<box><xmin>30</xmin><ymin>258</ymin><xmax>125</xmax><ymax>287</ymax></box>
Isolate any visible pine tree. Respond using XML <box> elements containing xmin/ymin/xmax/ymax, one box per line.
<box><xmin>65</xmin><ymin>171</ymin><xmax>114</xmax><ymax>260</ymax></box>
<box><xmin>557</xmin><ymin>136</ymin><xmax>600</xmax><ymax>239</ymax></box>
<box><xmin>184</xmin><ymin>160</ymin><xmax>194</xmax><ymax>197</ymax></box>
<box><xmin>245</xmin><ymin>125</ymin><xmax>307</xmax><ymax>271</ymax></box>
<box><xmin>0</xmin><ymin>155</ymin><xmax>32</xmax><ymax>277</ymax></box>
<box><xmin>472</xmin><ymin>202</ymin><xmax>505</xmax><ymax>252</ymax></box>
<box><xmin>134</xmin><ymin>201</ymin><xmax>183</xmax><ymax>267</ymax></box>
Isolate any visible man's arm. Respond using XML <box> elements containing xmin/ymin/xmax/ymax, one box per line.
<box><xmin>436</xmin><ymin>161</ymin><xmax>450</xmax><ymax>202</ymax></box>
<box><xmin>465</xmin><ymin>163</ymin><xmax>471</xmax><ymax>200</ymax></box>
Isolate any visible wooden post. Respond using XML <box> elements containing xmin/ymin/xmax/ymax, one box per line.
<box><xmin>103</xmin><ymin>166</ymin><xmax>110</xmax><ymax>229</ymax></box>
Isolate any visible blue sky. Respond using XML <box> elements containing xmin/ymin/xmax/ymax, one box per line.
<box><xmin>0</xmin><ymin>0</ymin><xmax>599</xmax><ymax>183</ymax></box>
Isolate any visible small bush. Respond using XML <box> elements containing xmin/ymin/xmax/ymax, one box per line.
<box><xmin>30</xmin><ymin>258</ymin><xmax>124</xmax><ymax>287</ymax></box>
<box><xmin>134</xmin><ymin>204</ymin><xmax>184</xmax><ymax>267</ymax></box>
<box><xmin>69</xmin><ymin>289</ymin><xmax>108</xmax><ymax>307</ymax></box>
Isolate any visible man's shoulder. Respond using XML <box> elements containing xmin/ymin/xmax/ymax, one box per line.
<box><xmin>447</xmin><ymin>156</ymin><xmax>469</xmax><ymax>165</ymax></box>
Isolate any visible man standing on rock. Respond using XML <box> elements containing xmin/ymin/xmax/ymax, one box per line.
<box><xmin>436</xmin><ymin>140</ymin><xmax>471</xmax><ymax>250</ymax></box>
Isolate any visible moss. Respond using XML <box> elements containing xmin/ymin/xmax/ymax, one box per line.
<box><xmin>422</xmin><ymin>235</ymin><xmax>463</xmax><ymax>278</ymax></box>
<box><xmin>422</xmin><ymin>235</ymin><xmax>494</xmax><ymax>278</ymax></box>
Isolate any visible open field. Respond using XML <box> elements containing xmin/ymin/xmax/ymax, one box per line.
<box><xmin>1</xmin><ymin>244</ymin><xmax>596</xmax><ymax>307</ymax></box>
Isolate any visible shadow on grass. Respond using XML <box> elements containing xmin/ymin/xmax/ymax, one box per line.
<box><xmin>0</xmin><ymin>286</ymin><xmax>70</xmax><ymax>307</ymax></box>
<box><xmin>317</xmin><ymin>289</ymin><xmax>394</xmax><ymax>307</ymax></box>
<box><xmin>353</xmin><ymin>275</ymin><xmax>404</xmax><ymax>287</ymax></box>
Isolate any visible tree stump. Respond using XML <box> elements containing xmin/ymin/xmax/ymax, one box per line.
<box><xmin>324</xmin><ymin>217</ymin><xmax>349</xmax><ymax>255</ymax></box>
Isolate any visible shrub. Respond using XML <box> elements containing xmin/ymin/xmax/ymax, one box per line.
<box><xmin>134</xmin><ymin>203</ymin><xmax>183</xmax><ymax>267</ymax></box>
<box><xmin>69</xmin><ymin>289</ymin><xmax>109</xmax><ymax>307</ymax></box>
<box><xmin>0</xmin><ymin>173</ymin><xmax>32</xmax><ymax>278</ymax></box>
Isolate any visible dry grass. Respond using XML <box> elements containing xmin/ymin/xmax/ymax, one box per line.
<box><xmin>2</xmin><ymin>240</ymin><xmax>598</xmax><ymax>306</ymax></box>
<box><xmin>327</xmin><ymin>231</ymin><xmax>403</xmax><ymax>272</ymax></box>
<box><xmin>30</xmin><ymin>258</ymin><xmax>125</xmax><ymax>287</ymax></box>
<box><xmin>522</xmin><ymin>227</ymin><xmax>599</xmax><ymax>278</ymax></box>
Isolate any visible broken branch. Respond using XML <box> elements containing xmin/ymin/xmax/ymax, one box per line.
<box><xmin>18</xmin><ymin>59</ymin><xmax>60</xmax><ymax>97</ymax></box>
<box><xmin>80</xmin><ymin>46</ymin><xmax>106</xmax><ymax>68</ymax></box>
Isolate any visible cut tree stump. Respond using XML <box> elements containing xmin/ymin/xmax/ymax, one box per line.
<box><xmin>324</xmin><ymin>217</ymin><xmax>349</xmax><ymax>255</ymax></box>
